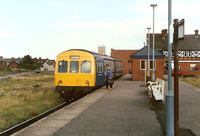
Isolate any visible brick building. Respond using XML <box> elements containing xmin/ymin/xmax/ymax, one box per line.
<box><xmin>111</xmin><ymin>49</ymin><xmax>137</xmax><ymax>75</ymax></box>
<box><xmin>148</xmin><ymin>29</ymin><xmax>200</xmax><ymax>75</ymax></box>
<box><xmin>1</xmin><ymin>57</ymin><xmax>21</xmax><ymax>71</ymax></box>
<box><xmin>9</xmin><ymin>61</ymin><xmax>20</xmax><ymax>70</ymax></box>
<box><xmin>130</xmin><ymin>46</ymin><xmax>165</xmax><ymax>81</ymax></box>
<box><xmin>0</xmin><ymin>57</ymin><xmax>8</xmax><ymax>71</ymax></box>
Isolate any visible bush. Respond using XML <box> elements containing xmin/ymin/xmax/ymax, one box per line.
<box><xmin>20</xmin><ymin>55</ymin><xmax>42</xmax><ymax>70</ymax></box>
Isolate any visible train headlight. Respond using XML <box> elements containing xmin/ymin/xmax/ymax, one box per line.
<box><xmin>85</xmin><ymin>80</ymin><xmax>89</xmax><ymax>85</ymax></box>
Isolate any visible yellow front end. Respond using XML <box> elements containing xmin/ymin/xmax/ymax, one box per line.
<box><xmin>55</xmin><ymin>50</ymin><xmax>96</xmax><ymax>87</ymax></box>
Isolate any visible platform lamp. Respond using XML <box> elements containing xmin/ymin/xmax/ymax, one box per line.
<box><xmin>150</xmin><ymin>4</ymin><xmax>157</xmax><ymax>81</ymax></box>
<box><xmin>147</xmin><ymin>27</ymin><xmax>151</xmax><ymax>77</ymax></box>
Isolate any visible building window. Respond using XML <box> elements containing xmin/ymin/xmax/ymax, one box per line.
<box><xmin>182</xmin><ymin>51</ymin><xmax>192</xmax><ymax>57</ymax></box>
<box><xmin>140</xmin><ymin>60</ymin><xmax>146</xmax><ymax>70</ymax></box>
<box><xmin>171</xmin><ymin>51</ymin><xmax>174</xmax><ymax>57</ymax></box>
<box><xmin>149</xmin><ymin>60</ymin><xmax>156</xmax><ymax>70</ymax></box>
<box><xmin>188</xmin><ymin>51</ymin><xmax>191</xmax><ymax>57</ymax></box>
<box><xmin>184</xmin><ymin>51</ymin><xmax>187</xmax><ymax>57</ymax></box>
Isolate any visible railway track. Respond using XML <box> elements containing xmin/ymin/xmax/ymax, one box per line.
<box><xmin>0</xmin><ymin>88</ymin><xmax>90</xmax><ymax>136</ymax></box>
<box><xmin>0</xmin><ymin>98</ymin><xmax>77</xmax><ymax>136</ymax></box>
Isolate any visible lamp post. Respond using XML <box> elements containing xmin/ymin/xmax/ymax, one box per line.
<box><xmin>150</xmin><ymin>4</ymin><xmax>157</xmax><ymax>81</ymax></box>
<box><xmin>166</xmin><ymin>0</ymin><xmax>174</xmax><ymax>135</ymax></box>
<box><xmin>147</xmin><ymin>27</ymin><xmax>151</xmax><ymax>77</ymax></box>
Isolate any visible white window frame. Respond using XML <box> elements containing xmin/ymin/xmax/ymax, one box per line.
<box><xmin>188</xmin><ymin>51</ymin><xmax>191</xmax><ymax>57</ymax></box>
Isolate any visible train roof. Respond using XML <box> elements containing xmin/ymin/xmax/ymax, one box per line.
<box><xmin>63</xmin><ymin>49</ymin><xmax>122</xmax><ymax>62</ymax></box>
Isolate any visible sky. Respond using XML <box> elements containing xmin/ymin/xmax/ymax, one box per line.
<box><xmin>0</xmin><ymin>0</ymin><xmax>200</xmax><ymax>60</ymax></box>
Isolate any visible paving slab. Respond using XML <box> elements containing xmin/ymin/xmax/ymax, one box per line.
<box><xmin>156</xmin><ymin>76</ymin><xmax>198</xmax><ymax>136</ymax></box>
<box><xmin>54</xmin><ymin>75</ymin><xmax>162</xmax><ymax>136</ymax></box>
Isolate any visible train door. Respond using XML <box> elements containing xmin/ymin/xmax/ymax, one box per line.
<box><xmin>96</xmin><ymin>58</ymin><xmax>105</xmax><ymax>86</ymax></box>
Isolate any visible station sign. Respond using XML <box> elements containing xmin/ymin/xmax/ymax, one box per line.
<box><xmin>178</xmin><ymin>19</ymin><xmax>185</xmax><ymax>40</ymax></box>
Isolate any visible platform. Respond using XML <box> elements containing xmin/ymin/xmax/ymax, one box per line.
<box><xmin>12</xmin><ymin>74</ymin><xmax>200</xmax><ymax>136</ymax></box>
<box><xmin>13</xmin><ymin>74</ymin><xmax>162</xmax><ymax>136</ymax></box>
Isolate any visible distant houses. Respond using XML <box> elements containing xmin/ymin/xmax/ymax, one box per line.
<box><xmin>0</xmin><ymin>56</ymin><xmax>8</xmax><ymax>71</ymax></box>
<box><xmin>0</xmin><ymin>56</ymin><xmax>55</xmax><ymax>72</ymax></box>
<box><xmin>33</xmin><ymin>57</ymin><xmax>56</xmax><ymax>72</ymax></box>
<box><xmin>0</xmin><ymin>57</ymin><xmax>21</xmax><ymax>71</ymax></box>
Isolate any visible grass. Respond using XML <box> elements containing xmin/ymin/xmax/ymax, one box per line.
<box><xmin>0</xmin><ymin>73</ymin><xmax>64</xmax><ymax>132</ymax></box>
<box><xmin>0</xmin><ymin>69</ymin><xmax>13</xmax><ymax>76</ymax></box>
<box><xmin>180</xmin><ymin>76</ymin><xmax>200</xmax><ymax>87</ymax></box>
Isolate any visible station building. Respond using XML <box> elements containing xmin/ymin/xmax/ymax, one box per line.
<box><xmin>111</xmin><ymin>47</ymin><xmax>165</xmax><ymax>81</ymax></box>
<box><xmin>130</xmin><ymin>46</ymin><xmax>165</xmax><ymax>81</ymax></box>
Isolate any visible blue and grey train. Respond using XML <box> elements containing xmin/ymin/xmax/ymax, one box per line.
<box><xmin>55</xmin><ymin>49</ymin><xmax>123</xmax><ymax>100</ymax></box>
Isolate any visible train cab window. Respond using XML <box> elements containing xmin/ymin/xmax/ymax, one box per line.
<box><xmin>58</xmin><ymin>61</ymin><xmax>68</xmax><ymax>73</ymax></box>
<box><xmin>70</xmin><ymin>61</ymin><xmax>79</xmax><ymax>73</ymax></box>
<box><xmin>97</xmin><ymin>62</ymin><xmax>103</xmax><ymax>73</ymax></box>
<box><xmin>81</xmin><ymin>61</ymin><xmax>91</xmax><ymax>73</ymax></box>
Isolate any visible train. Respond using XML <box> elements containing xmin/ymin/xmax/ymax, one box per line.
<box><xmin>55</xmin><ymin>49</ymin><xmax>123</xmax><ymax>101</ymax></box>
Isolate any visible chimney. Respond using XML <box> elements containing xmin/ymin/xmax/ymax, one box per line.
<box><xmin>161</xmin><ymin>29</ymin><xmax>167</xmax><ymax>39</ymax></box>
<box><xmin>164</xmin><ymin>29</ymin><xmax>168</xmax><ymax>35</ymax></box>
<box><xmin>195</xmin><ymin>29</ymin><xmax>199</xmax><ymax>38</ymax></box>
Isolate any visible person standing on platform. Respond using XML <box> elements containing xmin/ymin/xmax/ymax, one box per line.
<box><xmin>105</xmin><ymin>64</ymin><xmax>113</xmax><ymax>91</ymax></box>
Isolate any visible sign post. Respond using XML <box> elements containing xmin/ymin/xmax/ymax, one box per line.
<box><xmin>173</xmin><ymin>18</ymin><xmax>184</xmax><ymax>136</ymax></box>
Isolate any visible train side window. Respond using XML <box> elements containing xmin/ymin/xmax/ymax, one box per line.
<box><xmin>58</xmin><ymin>61</ymin><xmax>68</xmax><ymax>73</ymax></box>
<box><xmin>97</xmin><ymin>62</ymin><xmax>103</xmax><ymax>73</ymax></box>
<box><xmin>81</xmin><ymin>61</ymin><xmax>91</xmax><ymax>73</ymax></box>
<box><xmin>70</xmin><ymin>61</ymin><xmax>79</xmax><ymax>73</ymax></box>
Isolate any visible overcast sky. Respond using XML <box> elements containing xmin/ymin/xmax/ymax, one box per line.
<box><xmin>0</xmin><ymin>0</ymin><xmax>200</xmax><ymax>59</ymax></box>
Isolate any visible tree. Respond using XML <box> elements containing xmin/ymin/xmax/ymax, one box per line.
<box><xmin>20</xmin><ymin>55</ymin><xmax>38</xmax><ymax>70</ymax></box>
